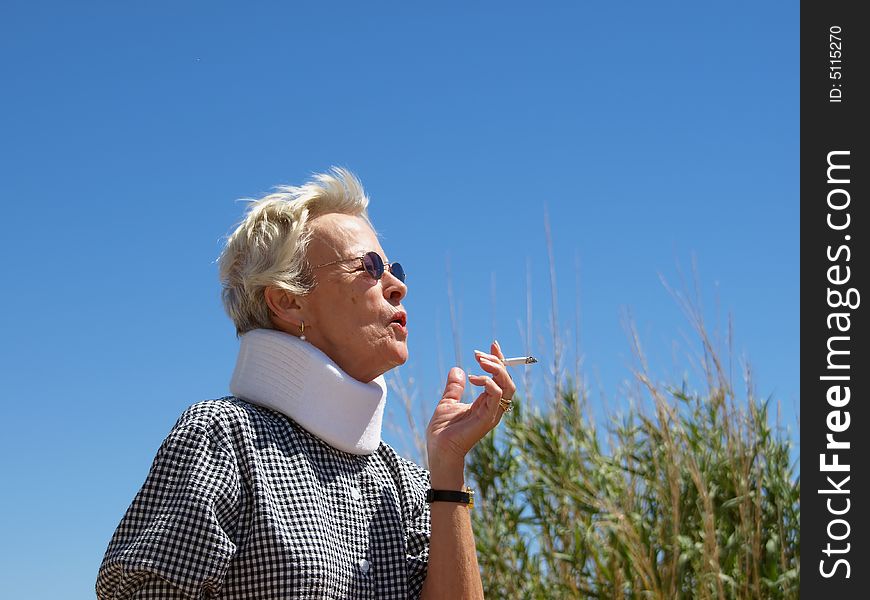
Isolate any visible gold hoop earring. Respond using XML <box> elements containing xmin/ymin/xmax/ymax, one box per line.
<box><xmin>299</xmin><ymin>321</ymin><xmax>306</xmax><ymax>342</ymax></box>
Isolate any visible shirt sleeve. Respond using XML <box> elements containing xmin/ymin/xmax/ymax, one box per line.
<box><xmin>96</xmin><ymin>422</ymin><xmax>240</xmax><ymax>600</ymax></box>
<box><xmin>404</xmin><ymin>472</ymin><xmax>431</xmax><ymax>600</ymax></box>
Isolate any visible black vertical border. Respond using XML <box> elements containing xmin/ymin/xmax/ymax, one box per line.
<box><xmin>802</xmin><ymin>1</ymin><xmax>868</xmax><ymax>596</ymax></box>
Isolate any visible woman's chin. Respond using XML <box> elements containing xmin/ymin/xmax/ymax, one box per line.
<box><xmin>364</xmin><ymin>342</ymin><xmax>409</xmax><ymax>381</ymax></box>
<box><xmin>391</xmin><ymin>341</ymin><xmax>409</xmax><ymax>366</ymax></box>
<box><xmin>384</xmin><ymin>339</ymin><xmax>409</xmax><ymax>369</ymax></box>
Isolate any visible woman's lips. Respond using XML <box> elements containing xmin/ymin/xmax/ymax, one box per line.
<box><xmin>389</xmin><ymin>313</ymin><xmax>408</xmax><ymax>335</ymax></box>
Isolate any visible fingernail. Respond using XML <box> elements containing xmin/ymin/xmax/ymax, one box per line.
<box><xmin>494</xmin><ymin>339</ymin><xmax>500</xmax><ymax>348</ymax></box>
<box><xmin>474</xmin><ymin>349</ymin><xmax>483</xmax><ymax>355</ymax></box>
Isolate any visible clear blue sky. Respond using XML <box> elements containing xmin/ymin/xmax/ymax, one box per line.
<box><xmin>0</xmin><ymin>2</ymin><xmax>798</xmax><ymax>597</ymax></box>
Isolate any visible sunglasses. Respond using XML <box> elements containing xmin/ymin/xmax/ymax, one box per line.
<box><xmin>312</xmin><ymin>251</ymin><xmax>405</xmax><ymax>283</ymax></box>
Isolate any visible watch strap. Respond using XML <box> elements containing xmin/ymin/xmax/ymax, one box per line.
<box><xmin>426</xmin><ymin>488</ymin><xmax>475</xmax><ymax>508</ymax></box>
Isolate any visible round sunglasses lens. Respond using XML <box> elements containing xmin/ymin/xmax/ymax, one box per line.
<box><xmin>363</xmin><ymin>252</ymin><xmax>385</xmax><ymax>279</ymax></box>
<box><xmin>390</xmin><ymin>262</ymin><xmax>405</xmax><ymax>283</ymax></box>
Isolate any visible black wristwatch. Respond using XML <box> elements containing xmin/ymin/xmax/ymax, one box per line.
<box><xmin>426</xmin><ymin>487</ymin><xmax>475</xmax><ymax>508</ymax></box>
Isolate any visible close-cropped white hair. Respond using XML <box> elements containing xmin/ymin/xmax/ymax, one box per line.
<box><xmin>218</xmin><ymin>167</ymin><xmax>373</xmax><ymax>335</ymax></box>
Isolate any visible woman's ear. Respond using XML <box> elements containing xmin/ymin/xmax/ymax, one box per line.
<box><xmin>263</xmin><ymin>286</ymin><xmax>304</xmax><ymax>330</ymax></box>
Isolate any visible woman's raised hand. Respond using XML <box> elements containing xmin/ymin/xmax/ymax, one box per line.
<box><xmin>426</xmin><ymin>340</ymin><xmax>517</xmax><ymax>488</ymax></box>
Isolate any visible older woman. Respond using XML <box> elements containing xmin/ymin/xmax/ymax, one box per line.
<box><xmin>96</xmin><ymin>168</ymin><xmax>515</xmax><ymax>599</ymax></box>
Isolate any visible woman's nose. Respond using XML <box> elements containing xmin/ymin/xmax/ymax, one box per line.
<box><xmin>382</xmin><ymin>270</ymin><xmax>407</xmax><ymax>302</ymax></box>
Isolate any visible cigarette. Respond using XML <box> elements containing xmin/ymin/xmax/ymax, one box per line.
<box><xmin>501</xmin><ymin>356</ymin><xmax>538</xmax><ymax>366</ymax></box>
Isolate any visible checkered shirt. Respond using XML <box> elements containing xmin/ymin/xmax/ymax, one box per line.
<box><xmin>96</xmin><ymin>397</ymin><xmax>431</xmax><ymax>599</ymax></box>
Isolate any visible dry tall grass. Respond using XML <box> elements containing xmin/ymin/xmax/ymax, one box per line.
<box><xmin>390</xmin><ymin>241</ymin><xmax>799</xmax><ymax>598</ymax></box>
<box><xmin>469</xmin><ymin>280</ymin><xmax>798</xmax><ymax>598</ymax></box>
<box><xmin>465</xmin><ymin>316</ymin><xmax>799</xmax><ymax>599</ymax></box>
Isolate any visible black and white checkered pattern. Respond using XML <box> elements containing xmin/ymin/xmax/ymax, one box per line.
<box><xmin>97</xmin><ymin>398</ymin><xmax>431</xmax><ymax>599</ymax></box>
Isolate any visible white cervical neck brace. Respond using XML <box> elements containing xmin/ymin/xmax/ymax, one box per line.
<box><xmin>229</xmin><ymin>328</ymin><xmax>386</xmax><ymax>455</ymax></box>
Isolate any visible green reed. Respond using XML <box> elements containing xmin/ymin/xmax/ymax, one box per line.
<box><xmin>466</xmin><ymin>332</ymin><xmax>799</xmax><ymax>599</ymax></box>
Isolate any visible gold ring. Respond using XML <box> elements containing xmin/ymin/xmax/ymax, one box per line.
<box><xmin>498</xmin><ymin>398</ymin><xmax>513</xmax><ymax>412</ymax></box>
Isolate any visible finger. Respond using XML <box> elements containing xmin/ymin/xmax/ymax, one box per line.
<box><xmin>467</xmin><ymin>374</ymin><xmax>502</xmax><ymax>399</ymax></box>
<box><xmin>475</xmin><ymin>355</ymin><xmax>504</xmax><ymax>374</ymax></box>
<box><xmin>479</xmin><ymin>376</ymin><xmax>506</xmax><ymax>423</ymax></box>
<box><xmin>467</xmin><ymin>373</ymin><xmax>500</xmax><ymax>392</ymax></box>
<box><xmin>483</xmin><ymin>375</ymin><xmax>502</xmax><ymax>401</ymax></box>
<box><xmin>439</xmin><ymin>367</ymin><xmax>466</xmax><ymax>404</ymax></box>
<box><xmin>469</xmin><ymin>375</ymin><xmax>502</xmax><ymax>411</ymax></box>
<box><xmin>475</xmin><ymin>355</ymin><xmax>517</xmax><ymax>401</ymax></box>
<box><xmin>467</xmin><ymin>375</ymin><xmax>509</xmax><ymax>430</ymax></box>
<box><xmin>492</xmin><ymin>340</ymin><xmax>505</xmax><ymax>361</ymax></box>
<box><xmin>474</xmin><ymin>349</ymin><xmax>501</xmax><ymax>363</ymax></box>
<box><xmin>474</xmin><ymin>351</ymin><xmax>507</xmax><ymax>374</ymax></box>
